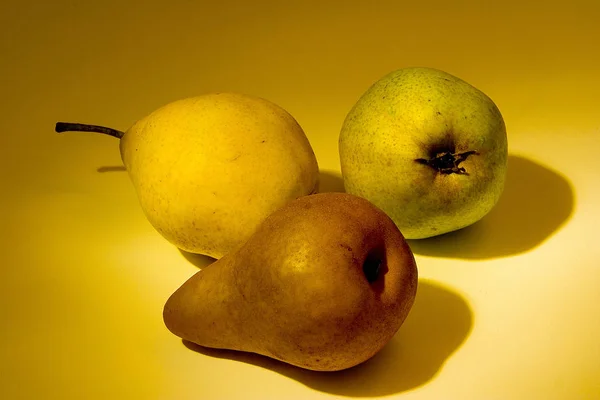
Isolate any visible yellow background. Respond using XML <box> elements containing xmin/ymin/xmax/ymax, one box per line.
<box><xmin>2</xmin><ymin>0</ymin><xmax>599</xmax><ymax>399</ymax></box>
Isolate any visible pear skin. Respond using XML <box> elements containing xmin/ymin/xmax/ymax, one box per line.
<box><xmin>163</xmin><ymin>192</ymin><xmax>418</xmax><ymax>372</ymax></box>
<box><xmin>56</xmin><ymin>93</ymin><xmax>319</xmax><ymax>258</ymax></box>
<box><xmin>339</xmin><ymin>67</ymin><xmax>508</xmax><ymax>239</ymax></box>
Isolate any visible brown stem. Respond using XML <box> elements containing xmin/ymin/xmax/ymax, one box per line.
<box><xmin>55</xmin><ymin>122</ymin><xmax>124</xmax><ymax>139</ymax></box>
<box><xmin>415</xmin><ymin>150</ymin><xmax>479</xmax><ymax>175</ymax></box>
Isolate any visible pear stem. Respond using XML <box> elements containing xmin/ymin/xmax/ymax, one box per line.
<box><xmin>415</xmin><ymin>150</ymin><xmax>479</xmax><ymax>175</ymax></box>
<box><xmin>55</xmin><ymin>122</ymin><xmax>124</xmax><ymax>139</ymax></box>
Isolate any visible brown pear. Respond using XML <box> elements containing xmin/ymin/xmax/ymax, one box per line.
<box><xmin>163</xmin><ymin>192</ymin><xmax>418</xmax><ymax>371</ymax></box>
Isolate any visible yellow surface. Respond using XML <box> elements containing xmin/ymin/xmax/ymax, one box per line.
<box><xmin>1</xmin><ymin>1</ymin><xmax>599</xmax><ymax>399</ymax></box>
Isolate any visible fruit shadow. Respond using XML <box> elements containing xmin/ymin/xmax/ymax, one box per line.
<box><xmin>182</xmin><ymin>279</ymin><xmax>473</xmax><ymax>397</ymax></box>
<box><xmin>179</xmin><ymin>249</ymin><xmax>216</xmax><ymax>269</ymax></box>
<box><xmin>407</xmin><ymin>154</ymin><xmax>576</xmax><ymax>259</ymax></box>
<box><xmin>318</xmin><ymin>170</ymin><xmax>346</xmax><ymax>193</ymax></box>
<box><xmin>97</xmin><ymin>165</ymin><xmax>126</xmax><ymax>172</ymax></box>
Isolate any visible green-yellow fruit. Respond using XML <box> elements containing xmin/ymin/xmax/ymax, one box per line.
<box><xmin>163</xmin><ymin>192</ymin><xmax>418</xmax><ymax>372</ymax></box>
<box><xmin>339</xmin><ymin>67</ymin><xmax>508</xmax><ymax>239</ymax></box>
<box><xmin>56</xmin><ymin>93</ymin><xmax>319</xmax><ymax>258</ymax></box>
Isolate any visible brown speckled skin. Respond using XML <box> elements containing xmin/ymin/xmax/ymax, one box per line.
<box><xmin>339</xmin><ymin>67</ymin><xmax>508</xmax><ymax>239</ymax></box>
<box><xmin>163</xmin><ymin>193</ymin><xmax>418</xmax><ymax>372</ymax></box>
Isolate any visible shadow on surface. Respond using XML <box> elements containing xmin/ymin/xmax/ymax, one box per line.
<box><xmin>179</xmin><ymin>249</ymin><xmax>216</xmax><ymax>269</ymax></box>
<box><xmin>408</xmin><ymin>154</ymin><xmax>575</xmax><ymax>259</ymax></box>
<box><xmin>182</xmin><ymin>279</ymin><xmax>472</xmax><ymax>397</ymax></box>
<box><xmin>318</xmin><ymin>170</ymin><xmax>346</xmax><ymax>193</ymax></box>
<box><xmin>97</xmin><ymin>165</ymin><xmax>126</xmax><ymax>172</ymax></box>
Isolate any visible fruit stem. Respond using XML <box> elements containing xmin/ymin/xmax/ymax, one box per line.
<box><xmin>55</xmin><ymin>122</ymin><xmax>124</xmax><ymax>139</ymax></box>
<box><xmin>415</xmin><ymin>150</ymin><xmax>479</xmax><ymax>175</ymax></box>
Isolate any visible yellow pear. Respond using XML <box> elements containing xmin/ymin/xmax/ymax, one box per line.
<box><xmin>163</xmin><ymin>192</ymin><xmax>418</xmax><ymax>371</ymax></box>
<box><xmin>56</xmin><ymin>93</ymin><xmax>319</xmax><ymax>258</ymax></box>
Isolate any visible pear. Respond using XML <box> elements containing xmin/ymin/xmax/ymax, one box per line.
<box><xmin>163</xmin><ymin>192</ymin><xmax>418</xmax><ymax>372</ymax></box>
<box><xmin>56</xmin><ymin>93</ymin><xmax>319</xmax><ymax>258</ymax></box>
<box><xmin>339</xmin><ymin>67</ymin><xmax>508</xmax><ymax>239</ymax></box>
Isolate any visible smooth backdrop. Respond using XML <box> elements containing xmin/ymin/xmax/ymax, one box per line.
<box><xmin>2</xmin><ymin>1</ymin><xmax>599</xmax><ymax>399</ymax></box>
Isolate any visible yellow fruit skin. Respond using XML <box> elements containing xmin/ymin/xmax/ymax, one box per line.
<box><xmin>121</xmin><ymin>93</ymin><xmax>319</xmax><ymax>258</ymax></box>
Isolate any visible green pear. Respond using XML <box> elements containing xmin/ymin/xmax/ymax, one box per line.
<box><xmin>56</xmin><ymin>93</ymin><xmax>319</xmax><ymax>258</ymax></box>
<box><xmin>163</xmin><ymin>192</ymin><xmax>418</xmax><ymax>372</ymax></box>
<box><xmin>339</xmin><ymin>67</ymin><xmax>508</xmax><ymax>239</ymax></box>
